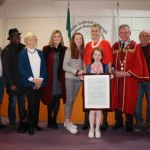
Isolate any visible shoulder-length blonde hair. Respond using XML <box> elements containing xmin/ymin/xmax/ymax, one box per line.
<box><xmin>49</xmin><ymin>30</ymin><xmax>64</xmax><ymax>47</ymax></box>
<box><xmin>24</xmin><ymin>32</ymin><xmax>38</xmax><ymax>46</ymax></box>
<box><xmin>70</xmin><ymin>32</ymin><xmax>84</xmax><ymax>59</ymax></box>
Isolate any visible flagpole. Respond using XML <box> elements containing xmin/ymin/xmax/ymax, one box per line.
<box><xmin>117</xmin><ymin>1</ymin><xmax>120</xmax><ymax>40</ymax></box>
<box><xmin>66</xmin><ymin>0</ymin><xmax>71</xmax><ymax>42</ymax></box>
<box><xmin>117</xmin><ymin>1</ymin><xmax>120</xmax><ymax>28</ymax></box>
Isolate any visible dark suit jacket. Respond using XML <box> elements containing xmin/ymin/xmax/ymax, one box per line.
<box><xmin>19</xmin><ymin>48</ymin><xmax>48</xmax><ymax>88</ymax></box>
<box><xmin>1</xmin><ymin>43</ymin><xmax>25</xmax><ymax>95</ymax></box>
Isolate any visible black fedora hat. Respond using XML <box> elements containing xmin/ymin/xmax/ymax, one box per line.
<box><xmin>7</xmin><ymin>28</ymin><xmax>21</xmax><ymax>40</ymax></box>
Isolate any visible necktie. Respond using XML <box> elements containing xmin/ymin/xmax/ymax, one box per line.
<box><xmin>121</xmin><ymin>43</ymin><xmax>125</xmax><ymax>50</ymax></box>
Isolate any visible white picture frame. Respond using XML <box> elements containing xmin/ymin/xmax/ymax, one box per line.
<box><xmin>84</xmin><ymin>74</ymin><xmax>110</xmax><ymax>109</ymax></box>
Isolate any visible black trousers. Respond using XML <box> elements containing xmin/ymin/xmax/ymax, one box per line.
<box><xmin>47</xmin><ymin>95</ymin><xmax>60</xmax><ymax>122</ymax></box>
<box><xmin>115</xmin><ymin>109</ymin><xmax>133</xmax><ymax>128</ymax></box>
<box><xmin>23</xmin><ymin>87</ymin><xmax>43</xmax><ymax>129</ymax></box>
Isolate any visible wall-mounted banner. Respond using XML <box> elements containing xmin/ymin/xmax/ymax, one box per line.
<box><xmin>71</xmin><ymin>19</ymin><xmax>107</xmax><ymax>45</ymax></box>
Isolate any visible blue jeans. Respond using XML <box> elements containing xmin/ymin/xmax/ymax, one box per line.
<box><xmin>8</xmin><ymin>95</ymin><xmax>26</xmax><ymax>125</ymax></box>
<box><xmin>0</xmin><ymin>78</ymin><xmax>4</xmax><ymax>104</ymax></box>
<box><xmin>135</xmin><ymin>81</ymin><xmax>150</xmax><ymax>126</ymax></box>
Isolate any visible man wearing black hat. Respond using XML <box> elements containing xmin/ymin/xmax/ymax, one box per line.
<box><xmin>1</xmin><ymin>28</ymin><xmax>27</xmax><ymax>133</ymax></box>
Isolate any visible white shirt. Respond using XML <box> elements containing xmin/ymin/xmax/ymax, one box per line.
<box><xmin>27</xmin><ymin>48</ymin><xmax>41</xmax><ymax>81</ymax></box>
<box><xmin>120</xmin><ymin>39</ymin><xmax>130</xmax><ymax>48</ymax></box>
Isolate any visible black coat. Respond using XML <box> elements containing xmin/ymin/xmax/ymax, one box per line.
<box><xmin>1</xmin><ymin>43</ymin><xmax>25</xmax><ymax>95</ymax></box>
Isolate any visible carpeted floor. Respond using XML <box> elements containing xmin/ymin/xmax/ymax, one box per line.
<box><xmin>0</xmin><ymin>118</ymin><xmax>150</xmax><ymax>150</ymax></box>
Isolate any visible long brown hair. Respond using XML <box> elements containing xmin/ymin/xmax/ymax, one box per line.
<box><xmin>70</xmin><ymin>32</ymin><xmax>84</xmax><ymax>59</ymax></box>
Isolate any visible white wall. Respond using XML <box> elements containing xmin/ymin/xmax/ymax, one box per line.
<box><xmin>0</xmin><ymin>0</ymin><xmax>150</xmax><ymax>48</ymax></box>
<box><xmin>0</xmin><ymin>4</ymin><xmax>6</xmax><ymax>48</ymax></box>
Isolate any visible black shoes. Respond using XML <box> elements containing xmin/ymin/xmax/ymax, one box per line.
<box><xmin>52</xmin><ymin>121</ymin><xmax>58</xmax><ymax>129</ymax></box>
<box><xmin>0</xmin><ymin>123</ymin><xmax>8</xmax><ymax>129</ymax></box>
<box><xmin>28</xmin><ymin>125</ymin><xmax>42</xmax><ymax>135</ymax></box>
<box><xmin>112</xmin><ymin>122</ymin><xmax>123</xmax><ymax>130</ymax></box>
<box><xmin>17</xmin><ymin>122</ymin><xmax>28</xmax><ymax>133</ymax></box>
<box><xmin>28</xmin><ymin>128</ymin><xmax>35</xmax><ymax>135</ymax></box>
<box><xmin>35</xmin><ymin>126</ymin><xmax>43</xmax><ymax>131</ymax></box>
<box><xmin>48</xmin><ymin>119</ymin><xmax>58</xmax><ymax>129</ymax></box>
<box><xmin>100</xmin><ymin>122</ymin><xmax>108</xmax><ymax>131</ymax></box>
<box><xmin>48</xmin><ymin>122</ymin><xmax>53</xmax><ymax>128</ymax></box>
<box><xmin>112</xmin><ymin>122</ymin><xmax>133</xmax><ymax>132</ymax></box>
<box><xmin>126</xmin><ymin>126</ymin><xmax>133</xmax><ymax>132</ymax></box>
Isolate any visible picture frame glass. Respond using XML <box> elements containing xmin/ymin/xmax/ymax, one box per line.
<box><xmin>84</xmin><ymin>75</ymin><xmax>110</xmax><ymax>109</ymax></box>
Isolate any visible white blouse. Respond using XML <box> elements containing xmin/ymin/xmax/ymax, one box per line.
<box><xmin>27</xmin><ymin>48</ymin><xmax>41</xmax><ymax>81</ymax></box>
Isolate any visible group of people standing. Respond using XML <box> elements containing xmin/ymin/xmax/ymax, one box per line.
<box><xmin>0</xmin><ymin>23</ymin><xmax>150</xmax><ymax>139</ymax></box>
<box><xmin>82</xmin><ymin>24</ymin><xmax>150</xmax><ymax>138</ymax></box>
<box><xmin>1</xmin><ymin>29</ymin><xmax>48</xmax><ymax>135</ymax></box>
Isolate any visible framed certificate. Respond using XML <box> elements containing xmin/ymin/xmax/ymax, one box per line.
<box><xmin>84</xmin><ymin>74</ymin><xmax>110</xmax><ymax>109</ymax></box>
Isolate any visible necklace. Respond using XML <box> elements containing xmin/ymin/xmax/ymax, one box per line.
<box><xmin>118</xmin><ymin>51</ymin><xmax>127</xmax><ymax>71</ymax></box>
<box><xmin>119</xmin><ymin>60</ymin><xmax>125</xmax><ymax>71</ymax></box>
<box><xmin>91</xmin><ymin>37</ymin><xmax>102</xmax><ymax>48</ymax></box>
<box><xmin>27</xmin><ymin>48</ymin><xmax>36</xmax><ymax>54</ymax></box>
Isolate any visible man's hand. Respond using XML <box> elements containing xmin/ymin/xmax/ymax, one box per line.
<box><xmin>10</xmin><ymin>85</ymin><xmax>17</xmax><ymax>91</ymax></box>
<box><xmin>115</xmin><ymin>71</ymin><xmax>130</xmax><ymax>78</ymax></box>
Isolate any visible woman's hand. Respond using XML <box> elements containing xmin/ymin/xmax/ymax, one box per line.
<box><xmin>32</xmin><ymin>78</ymin><xmax>43</xmax><ymax>89</ymax></box>
<box><xmin>33</xmin><ymin>84</ymin><xmax>41</xmax><ymax>90</ymax></box>
<box><xmin>76</xmin><ymin>70</ymin><xmax>85</xmax><ymax>77</ymax></box>
<box><xmin>32</xmin><ymin>78</ymin><xmax>42</xmax><ymax>85</ymax></box>
<box><xmin>80</xmin><ymin>75</ymin><xmax>84</xmax><ymax>80</ymax></box>
<box><xmin>110</xmin><ymin>74</ymin><xmax>114</xmax><ymax>79</ymax></box>
<box><xmin>77</xmin><ymin>70</ymin><xmax>84</xmax><ymax>76</ymax></box>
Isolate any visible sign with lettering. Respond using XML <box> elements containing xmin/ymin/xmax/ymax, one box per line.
<box><xmin>71</xmin><ymin>20</ymin><xmax>107</xmax><ymax>44</ymax></box>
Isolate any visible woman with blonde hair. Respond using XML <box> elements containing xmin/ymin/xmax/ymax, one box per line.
<box><xmin>41</xmin><ymin>30</ymin><xmax>67</xmax><ymax>129</ymax></box>
<box><xmin>83</xmin><ymin>23</ymin><xmax>112</xmax><ymax>131</ymax></box>
<box><xmin>19</xmin><ymin>32</ymin><xmax>48</xmax><ymax>135</ymax></box>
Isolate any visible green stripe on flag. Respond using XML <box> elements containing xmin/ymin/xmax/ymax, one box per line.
<box><xmin>66</xmin><ymin>7</ymin><xmax>71</xmax><ymax>41</ymax></box>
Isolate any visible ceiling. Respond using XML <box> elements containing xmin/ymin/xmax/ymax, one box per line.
<box><xmin>1</xmin><ymin>0</ymin><xmax>150</xmax><ymax>1</ymax></box>
<box><xmin>0</xmin><ymin>0</ymin><xmax>149</xmax><ymax>6</ymax></box>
